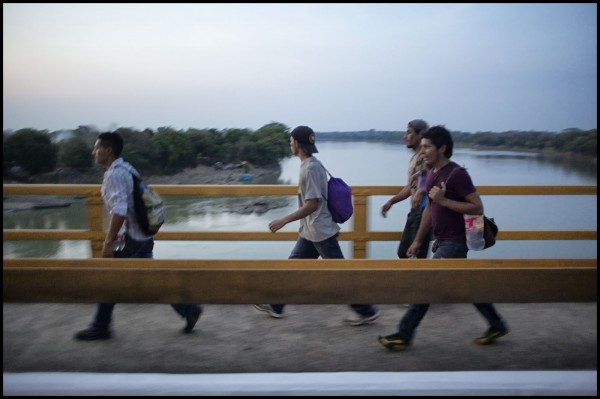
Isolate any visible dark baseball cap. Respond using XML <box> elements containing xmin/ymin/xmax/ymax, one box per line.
<box><xmin>291</xmin><ymin>125</ymin><xmax>318</xmax><ymax>154</ymax></box>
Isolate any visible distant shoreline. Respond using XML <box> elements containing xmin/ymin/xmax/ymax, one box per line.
<box><xmin>4</xmin><ymin>146</ymin><xmax>595</xmax><ymax>212</ymax></box>
<box><xmin>3</xmin><ymin>164</ymin><xmax>282</xmax><ymax>212</ymax></box>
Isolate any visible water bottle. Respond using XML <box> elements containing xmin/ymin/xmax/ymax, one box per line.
<box><xmin>112</xmin><ymin>235</ymin><xmax>126</xmax><ymax>252</ymax></box>
<box><xmin>464</xmin><ymin>214</ymin><xmax>485</xmax><ymax>251</ymax></box>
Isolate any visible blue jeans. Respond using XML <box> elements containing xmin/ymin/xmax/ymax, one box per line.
<box><xmin>397</xmin><ymin>240</ymin><xmax>507</xmax><ymax>345</ymax></box>
<box><xmin>270</xmin><ymin>235</ymin><xmax>378</xmax><ymax>317</ymax></box>
<box><xmin>90</xmin><ymin>235</ymin><xmax>202</xmax><ymax>332</ymax></box>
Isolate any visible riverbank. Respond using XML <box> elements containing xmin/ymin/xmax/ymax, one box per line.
<box><xmin>3</xmin><ymin>164</ymin><xmax>282</xmax><ymax>212</ymax></box>
<box><xmin>143</xmin><ymin>163</ymin><xmax>281</xmax><ymax>185</ymax></box>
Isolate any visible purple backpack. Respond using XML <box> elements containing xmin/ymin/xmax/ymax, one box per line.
<box><xmin>323</xmin><ymin>167</ymin><xmax>353</xmax><ymax>224</ymax></box>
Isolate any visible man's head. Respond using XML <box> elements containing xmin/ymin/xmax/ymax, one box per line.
<box><xmin>404</xmin><ymin>119</ymin><xmax>429</xmax><ymax>150</ymax></box>
<box><xmin>291</xmin><ymin>125</ymin><xmax>318</xmax><ymax>155</ymax></box>
<box><xmin>92</xmin><ymin>132</ymin><xmax>123</xmax><ymax>168</ymax></box>
<box><xmin>421</xmin><ymin>125</ymin><xmax>454</xmax><ymax>166</ymax></box>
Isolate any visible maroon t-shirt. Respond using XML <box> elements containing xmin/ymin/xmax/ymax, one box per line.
<box><xmin>425</xmin><ymin>161</ymin><xmax>476</xmax><ymax>243</ymax></box>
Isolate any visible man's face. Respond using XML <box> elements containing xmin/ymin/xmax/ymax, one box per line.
<box><xmin>404</xmin><ymin>126</ymin><xmax>420</xmax><ymax>149</ymax></box>
<box><xmin>420</xmin><ymin>138</ymin><xmax>441</xmax><ymax>167</ymax></box>
<box><xmin>92</xmin><ymin>139</ymin><xmax>110</xmax><ymax>165</ymax></box>
<box><xmin>290</xmin><ymin>136</ymin><xmax>299</xmax><ymax>156</ymax></box>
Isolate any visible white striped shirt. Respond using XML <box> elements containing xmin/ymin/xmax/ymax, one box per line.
<box><xmin>102</xmin><ymin>158</ymin><xmax>152</xmax><ymax>241</ymax></box>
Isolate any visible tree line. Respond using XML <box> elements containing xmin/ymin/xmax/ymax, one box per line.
<box><xmin>3</xmin><ymin>122</ymin><xmax>291</xmax><ymax>179</ymax></box>
<box><xmin>317</xmin><ymin>128</ymin><xmax>597</xmax><ymax>157</ymax></box>
<box><xmin>3</xmin><ymin>123</ymin><xmax>597</xmax><ymax>179</ymax></box>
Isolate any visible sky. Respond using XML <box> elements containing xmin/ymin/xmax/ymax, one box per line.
<box><xmin>3</xmin><ymin>3</ymin><xmax>597</xmax><ymax>134</ymax></box>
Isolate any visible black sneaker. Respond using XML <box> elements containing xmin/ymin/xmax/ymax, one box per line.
<box><xmin>378</xmin><ymin>333</ymin><xmax>409</xmax><ymax>351</ymax></box>
<box><xmin>74</xmin><ymin>328</ymin><xmax>111</xmax><ymax>341</ymax></box>
<box><xmin>184</xmin><ymin>308</ymin><xmax>202</xmax><ymax>334</ymax></box>
<box><xmin>475</xmin><ymin>328</ymin><xmax>509</xmax><ymax>345</ymax></box>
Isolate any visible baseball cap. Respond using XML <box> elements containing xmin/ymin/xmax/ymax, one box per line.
<box><xmin>291</xmin><ymin>125</ymin><xmax>318</xmax><ymax>154</ymax></box>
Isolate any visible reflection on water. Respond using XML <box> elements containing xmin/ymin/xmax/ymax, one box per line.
<box><xmin>3</xmin><ymin>202</ymin><xmax>88</xmax><ymax>230</ymax></box>
<box><xmin>165</xmin><ymin>196</ymin><xmax>294</xmax><ymax>225</ymax></box>
<box><xmin>278</xmin><ymin>144</ymin><xmax>596</xmax><ymax>186</ymax></box>
<box><xmin>537</xmin><ymin>153</ymin><xmax>597</xmax><ymax>179</ymax></box>
<box><xmin>3</xmin><ymin>202</ymin><xmax>91</xmax><ymax>259</ymax></box>
<box><xmin>3</xmin><ymin>240</ymin><xmax>91</xmax><ymax>259</ymax></box>
<box><xmin>4</xmin><ymin>143</ymin><xmax>596</xmax><ymax>260</ymax></box>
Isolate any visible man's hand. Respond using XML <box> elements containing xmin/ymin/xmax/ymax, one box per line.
<box><xmin>429</xmin><ymin>181</ymin><xmax>447</xmax><ymax>204</ymax></box>
<box><xmin>380</xmin><ymin>200</ymin><xmax>392</xmax><ymax>218</ymax></box>
<box><xmin>268</xmin><ymin>219</ymin><xmax>286</xmax><ymax>233</ymax></box>
<box><xmin>406</xmin><ymin>240</ymin><xmax>421</xmax><ymax>257</ymax></box>
<box><xmin>101</xmin><ymin>242</ymin><xmax>115</xmax><ymax>258</ymax></box>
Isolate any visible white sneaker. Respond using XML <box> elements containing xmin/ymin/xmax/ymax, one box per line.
<box><xmin>344</xmin><ymin>310</ymin><xmax>380</xmax><ymax>326</ymax></box>
<box><xmin>254</xmin><ymin>304</ymin><xmax>284</xmax><ymax>319</ymax></box>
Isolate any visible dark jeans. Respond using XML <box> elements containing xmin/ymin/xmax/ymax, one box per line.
<box><xmin>397</xmin><ymin>207</ymin><xmax>431</xmax><ymax>259</ymax></box>
<box><xmin>90</xmin><ymin>235</ymin><xmax>202</xmax><ymax>332</ymax></box>
<box><xmin>270</xmin><ymin>235</ymin><xmax>378</xmax><ymax>317</ymax></box>
<box><xmin>396</xmin><ymin>240</ymin><xmax>507</xmax><ymax>344</ymax></box>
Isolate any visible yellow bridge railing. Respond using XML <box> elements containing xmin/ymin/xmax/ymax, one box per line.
<box><xmin>3</xmin><ymin>184</ymin><xmax>597</xmax><ymax>258</ymax></box>
<box><xmin>3</xmin><ymin>184</ymin><xmax>597</xmax><ymax>304</ymax></box>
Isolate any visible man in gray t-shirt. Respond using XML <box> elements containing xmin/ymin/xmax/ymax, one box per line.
<box><xmin>297</xmin><ymin>156</ymin><xmax>340</xmax><ymax>242</ymax></box>
<box><xmin>255</xmin><ymin>125</ymin><xmax>379</xmax><ymax>325</ymax></box>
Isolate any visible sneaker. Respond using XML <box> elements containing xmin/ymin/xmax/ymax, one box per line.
<box><xmin>254</xmin><ymin>304</ymin><xmax>284</xmax><ymax>319</ymax></box>
<box><xmin>74</xmin><ymin>328</ymin><xmax>111</xmax><ymax>341</ymax></box>
<box><xmin>475</xmin><ymin>328</ymin><xmax>509</xmax><ymax>345</ymax></box>
<box><xmin>378</xmin><ymin>333</ymin><xmax>409</xmax><ymax>351</ymax></box>
<box><xmin>183</xmin><ymin>308</ymin><xmax>202</xmax><ymax>334</ymax></box>
<box><xmin>344</xmin><ymin>310</ymin><xmax>380</xmax><ymax>326</ymax></box>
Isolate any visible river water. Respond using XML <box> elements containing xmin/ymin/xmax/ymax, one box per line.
<box><xmin>3</xmin><ymin>141</ymin><xmax>597</xmax><ymax>260</ymax></box>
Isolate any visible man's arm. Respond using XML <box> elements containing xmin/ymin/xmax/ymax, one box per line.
<box><xmin>102</xmin><ymin>212</ymin><xmax>126</xmax><ymax>257</ymax></box>
<box><xmin>269</xmin><ymin>198</ymin><xmax>319</xmax><ymax>233</ymax></box>
<box><xmin>381</xmin><ymin>184</ymin><xmax>411</xmax><ymax>217</ymax></box>
<box><xmin>430</xmin><ymin>182</ymin><xmax>484</xmax><ymax>215</ymax></box>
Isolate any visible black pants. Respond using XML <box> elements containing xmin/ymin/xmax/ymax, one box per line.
<box><xmin>397</xmin><ymin>207</ymin><xmax>431</xmax><ymax>259</ymax></box>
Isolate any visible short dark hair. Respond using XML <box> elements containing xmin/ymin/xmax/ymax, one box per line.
<box><xmin>422</xmin><ymin>125</ymin><xmax>453</xmax><ymax>158</ymax></box>
<box><xmin>97</xmin><ymin>132</ymin><xmax>124</xmax><ymax>158</ymax></box>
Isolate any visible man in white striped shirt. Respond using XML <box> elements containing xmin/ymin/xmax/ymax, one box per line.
<box><xmin>74</xmin><ymin>132</ymin><xmax>202</xmax><ymax>340</ymax></box>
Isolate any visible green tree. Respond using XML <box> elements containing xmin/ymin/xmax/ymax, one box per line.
<box><xmin>152</xmin><ymin>127</ymin><xmax>196</xmax><ymax>174</ymax></box>
<box><xmin>58</xmin><ymin>136</ymin><xmax>93</xmax><ymax>170</ymax></box>
<box><xmin>3</xmin><ymin>129</ymin><xmax>58</xmax><ymax>175</ymax></box>
<box><xmin>115</xmin><ymin>127</ymin><xmax>162</xmax><ymax>175</ymax></box>
<box><xmin>187</xmin><ymin>128</ymin><xmax>224</xmax><ymax>165</ymax></box>
<box><xmin>251</xmin><ymin>122</ymin><xmax>291</xmax><ymax>165</ymax></box>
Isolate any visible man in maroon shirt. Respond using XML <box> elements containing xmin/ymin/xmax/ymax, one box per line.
<box><xmin>378</xmin><ymin>125</ymin><xmax>509</xmax><ymax>351</ymax></box>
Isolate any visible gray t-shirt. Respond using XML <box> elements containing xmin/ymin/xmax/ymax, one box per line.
<box><xmin>298</xmin><ymin>156</ymin><xmax>340</xmax><ymax>242</ymax></box>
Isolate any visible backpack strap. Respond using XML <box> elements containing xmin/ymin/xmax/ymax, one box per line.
<box><xmin>114</xmin><ymin>161</ymin><xmax>142</xmax><ymax>179</ymax></box>
<box><xmin>321</xmin><ymin>164</ymin><xmax>333</xmax><ymax>201</ymax></box>
<box><xmin>426</xmin><ymin>162</ymin><xmax>465</xmax><ymax>206</ymax></box>
<box><xmin>431</xmin><ymin>162</ymin><xmax>462</xmax><ymax>188</ymax></box>
<box><xmin>444</xmin><ymin>164</ymin><xmax>464</xmax><ymax>186</ymax></box>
